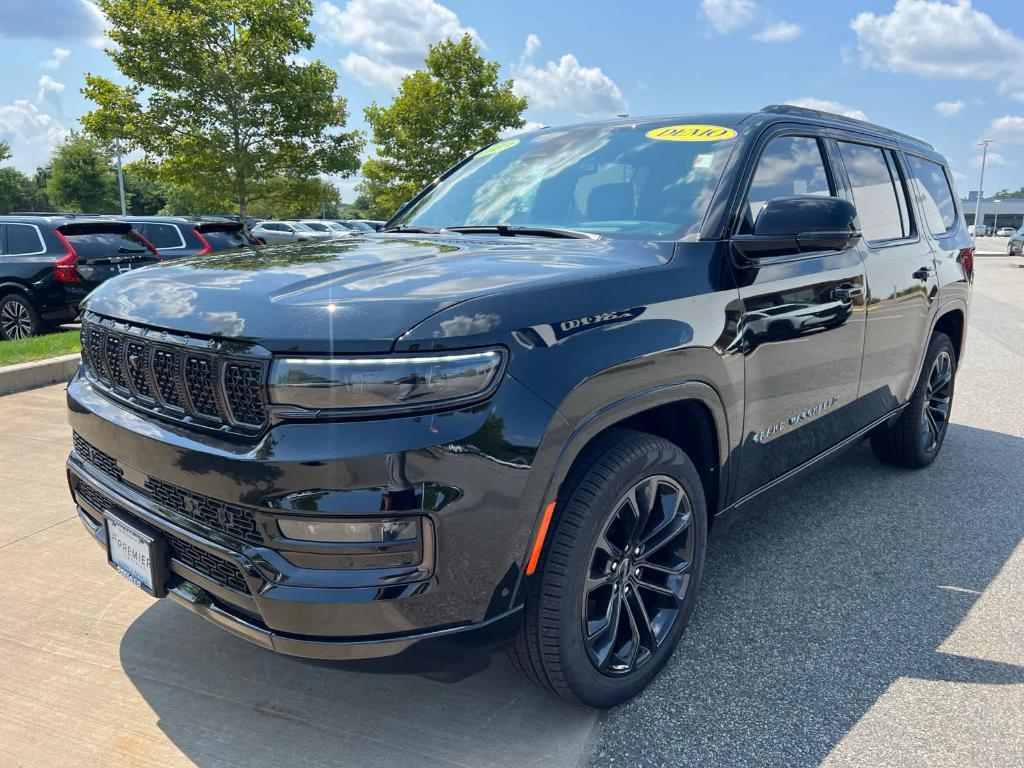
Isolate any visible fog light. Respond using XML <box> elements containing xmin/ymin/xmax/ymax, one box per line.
<box><xmin>278</xmin><ymin>517</ymin><xmax>420</xmax><ymax>544</ymax></box>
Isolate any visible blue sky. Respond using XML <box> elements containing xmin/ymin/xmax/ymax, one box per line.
<box><xmin>2</xmin><ymin>0</ymin><xmax>1023</xmax><ymax>201</ymax></box>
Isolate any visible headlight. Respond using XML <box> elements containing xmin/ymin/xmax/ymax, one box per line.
<box><xmin>269</xmin><ymin>349</ymin><xmax>504</xmax><ymax>414</ymax></box>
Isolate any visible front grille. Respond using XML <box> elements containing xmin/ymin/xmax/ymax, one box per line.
<box><xmin>74</xmin><ymin>478</ymin><xmax>250</xmax><ymax>594</ymax></box>
<box><xmin>80</xmin><ymin>314</ymin><xmax>268</xmax><ymax>434</ymax></box>
<box><xmin>72</xmin><ymin>433</ymin><xmax>263</xmax><ymax>546</ymax></box>
<box><xmin>167</xmin><ymin>536</ymin><xmax>249</xmax><ymax>593</ymax></box>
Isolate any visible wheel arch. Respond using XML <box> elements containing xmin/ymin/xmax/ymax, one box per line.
<box><xmin>512</xmin><ymin>379</ymin><xmax>731</xmax><ymax>605</ymax></box>
<box><xmin>932</xmin><ymin>304</ymin><xmax>966</xmax><ymax>365</ymax></box>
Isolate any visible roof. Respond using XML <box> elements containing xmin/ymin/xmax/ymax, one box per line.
<box><xmin>0</xmin><ymin>214</ymin><xmax>119</xmax><ymax>226</ymax></box>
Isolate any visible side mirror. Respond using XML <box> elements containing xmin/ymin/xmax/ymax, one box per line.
<box><xmin>733</xmin><ymin>195</ymin><xmax>861</xmax><ymax>259</ymax></box>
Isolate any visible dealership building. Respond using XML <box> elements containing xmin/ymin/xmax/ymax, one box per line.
<box><xmin>962</xmin><ymin>191</ymin><xmax>1024</xmax><ymax>231</ymax></box>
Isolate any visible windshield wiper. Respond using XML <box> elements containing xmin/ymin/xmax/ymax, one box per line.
<box><xmin>442</xmin><ymin>225</ymin><xmax>596</xmax><ymax>239</ymax></box>
<box><xmin>118</xmin><ymin>246</ymin><xmax>148</xmax><ymax>253</ymax></box>
<box><xmin>380</xmin><ymin>225</ymin><xmax>443</xmax><ymax>234</ymax></box>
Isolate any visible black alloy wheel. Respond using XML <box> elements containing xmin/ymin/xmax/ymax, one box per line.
<box><xmin>921</xmin><ymin>349</ymin><xmax>954</xmax><ymax>453</ymax></box>
<box><xmin>583</xmin><ymin>475</ymin><xmax>695</xmax><ymax>676</ymax></box>
<box><xmin>0</xmin><ymin>294</ymin><xmax>40</xmax><ymax>341</ymax></box>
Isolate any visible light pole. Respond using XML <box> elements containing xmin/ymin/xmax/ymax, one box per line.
<box><xmin>993</xmin><ymin>198</ymin><xmax>1002</xmax><ymax>231</ymax></box>
<box><xmin>115</xmin><ymin>139</ymin><xmax>127</xmax><ymax>216</ymax></box>
<box><xmin>973</xmin><ymin>139</ymin><xmax>992</xmax><ymax>240</ymax></box>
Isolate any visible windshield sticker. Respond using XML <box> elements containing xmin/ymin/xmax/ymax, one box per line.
<box><xmin>693</xmin><ymin>153</ymin><xmax>714</xmax><ymax>169</ymax></box>
<box><xmin>477</xmin><ymin>139</ymin><xmax>520</xmax><ymax>157</ymax></box>
<box><xmin>647</xmin><ymin>124</ymin><xmax>737</xmax><ymax>142</ymax></box>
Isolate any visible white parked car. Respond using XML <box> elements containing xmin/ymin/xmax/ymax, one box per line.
<box><xmin>250</xmin><ymin>220</ymin><xmax>333</xmax><ymax>243</ymax></box>
<box><xmin>996</xmin><ymin>226</ymin><xmax>1015</xmax><ymax>237</ymax></box>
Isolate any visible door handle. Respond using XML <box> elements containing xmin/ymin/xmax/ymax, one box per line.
<box><xmin>913</xmin><ymin>266</ymin><xmax>935</xmax><ymax>280</ymax></box>
<box><xmin>832</xmin><ymin>284</ymin><xmax>863</xmax><ymax>301</ymax></box>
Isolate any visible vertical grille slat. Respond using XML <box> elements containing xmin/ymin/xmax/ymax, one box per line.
<box><xmin>79</xmin><ymin>316</ymin><xmax>267</xmax><ymax>434</ymax></box>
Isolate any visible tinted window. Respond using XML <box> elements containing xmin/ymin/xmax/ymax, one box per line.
<box><xmin>745</xmin><ymin>136</ymin><xmax>831</xmax><ymax>231</ymax></box>
<box><xmin>908</xmin><ymin>155</ymin><xmax>957</xmax><ymax>234</ymax></box>
<box><xmin>199</xmin><ymin>226</ymin><xmax>248</xmax><ymax>250</ymax></box>
<box><xmin>61</xmin><ymin>227</ymin><xmax>152</xmax><ymax>260</ymax></box>
<box><xmin>837</xmin><ymin>142</ymin><xmax>910</xmax><ymax>244</ymax></box>
<box><xmin>0</xmin><ymin>225</ymin><xmax>5</xmax><ymax>256</ymax></box>
<box><xmin>394</xmin><ymin>123</ymin><xmax>735</xmax><ymax>239</ymax></box>
<box><xmin>303</xmin><ymin>222</ymin><xmax>331</xmax><ymax>232</ymax></box>
<box><xmin>145</xmin><ymin>223</ymin><xmax>185</xmax><ymax>250</ymax></box>
<box><xmin>7</xmin><ymin>223</ymin><xmax>45</xmax><ymax>255</ymax></box>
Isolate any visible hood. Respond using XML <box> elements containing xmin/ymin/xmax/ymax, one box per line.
<box><xmin>83</xmin><ymin>234</ymin><xmax>672</xmax><ymax>353</ymax></box>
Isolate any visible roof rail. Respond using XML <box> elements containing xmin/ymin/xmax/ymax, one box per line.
<box><xmin>760</xmin><ymin>104</ymin><xmax>934</xmax><ymax>150</ymax></box>
<box><xmin>8</xmin><ymin>211</ymin><xmax>80</xmax><ymax>217</ymax></box>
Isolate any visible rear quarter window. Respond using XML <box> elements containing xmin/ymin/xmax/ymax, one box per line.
<box><xmin>6</xmin><ymin>223</ymin><xmax>45</xmax><ymax>255</ymax></box>
<box><xmin>907</xmin><ymin>155</ymin><xmax>958</xmax><ymax>235</ymax></box>
<box><xmin>145</xmin><ymin>223</ymin><xmax>186</xmax><ymax>250</ymax></box>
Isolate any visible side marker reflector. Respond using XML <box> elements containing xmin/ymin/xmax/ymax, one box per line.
<box><xmin>526</xmin><ymin>501</ymin><xmax>556</xmax><ymax>576</ymax></box>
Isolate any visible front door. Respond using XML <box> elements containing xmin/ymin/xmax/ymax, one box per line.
<box><xmin>732</xmin><ymin>131</ymin><xmax>867</xmax><ymax>499</ymax></box>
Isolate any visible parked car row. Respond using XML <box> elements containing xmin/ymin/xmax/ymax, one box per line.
<box><xmin>0</xmin><ymin>212</ymin><xmax>384</xmax><ymax>340</ymax></box>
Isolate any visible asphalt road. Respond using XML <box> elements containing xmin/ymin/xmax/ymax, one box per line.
<box><xmin>0</xmin><ymin>257</ymin><xmax>1021</xmax><ymax>767</ymax></box>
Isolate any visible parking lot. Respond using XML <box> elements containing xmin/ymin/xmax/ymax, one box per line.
<box><xmin>0</xmin><ymin>257</ymin><xmax>1021</xmax><ymax>768</ymax></box>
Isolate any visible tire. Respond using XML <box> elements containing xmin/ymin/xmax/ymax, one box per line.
<box><xmin>510</xmin><ymin>429</ymin><xmax>707</xmax><ymax>708</ymax></box>
<box><xmin>870</xmin><ymin>332</ymin><xmax>956</xmax><ymax>468</ymax></box>
<box><xmin>0</xmin><ymin>293</ymin><xmax>43</xmax><ymax>341</ymax></box>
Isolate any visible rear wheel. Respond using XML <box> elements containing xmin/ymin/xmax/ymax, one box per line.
<box><xmin>510</xmin><ymin>430</ymin><xmax>707</xmax><ymax>707</ymax></box>
<box><xmin>0</xmin><ymin>293</ymin><xmax>42</xmax><ymax>341</ymax></box>
<box><xmin>871</xmin><ymin>332</ymin><xmax>956</xmax><ymax>468</ymax></box>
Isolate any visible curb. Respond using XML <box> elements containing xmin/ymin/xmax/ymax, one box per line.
<box><xmin>0</xmin><ymin>354</ymin><xmax>80</xmax><ymax>397</ymax></box>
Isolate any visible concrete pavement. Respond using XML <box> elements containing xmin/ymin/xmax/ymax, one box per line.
<box><xmin>0</xmin><ymin>258</ymin><xmax>1021</xmax><ymax>767</ymax></box>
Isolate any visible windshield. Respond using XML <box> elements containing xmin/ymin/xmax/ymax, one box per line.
<box><xmin>302</xmin><ymin>222</ymin><xmax>330</xmax><ymax>232</ymax></box>
<box><xmin>292</xmin><ymin>222</ymin><xmax>314</xmax><ymax>232</ymax></box>
<box><xmin>391</xmin><ymin>123</ymin><xmax>737</xmax><ymax>239</ymax></box>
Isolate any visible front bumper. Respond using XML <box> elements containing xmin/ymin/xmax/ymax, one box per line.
<box><xmin>67</xmin><ymin>369</ymin><xmax>558</xmax><ymax>661</ymax></box>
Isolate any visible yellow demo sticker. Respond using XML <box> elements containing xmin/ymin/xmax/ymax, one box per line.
<box><xmin>477</xmin><ymin>139</ymin><xmax>519</xmax><ymax>157</ymax></box>
<box><xmin>646</xmin><ymin>124</ymin><xmax>737</xmax><ymax>142</ymax></box>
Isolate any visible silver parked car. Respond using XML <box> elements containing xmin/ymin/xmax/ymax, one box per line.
<box><xmin>296</xmin><ymin>220</ymin><xmax>354</xmax><ymax>238</ymax></box>
<box><xmin>250</xmin><ymin>220</ymin><xmax>332</xmax><ymax>243</ymax></box>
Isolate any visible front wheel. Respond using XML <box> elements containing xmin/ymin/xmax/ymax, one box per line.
<box><xmin>0</xmin><ymin>293</ymin><xmax>42</xmax><ymax>341</ymax></box>
<box><xmin>510</xmin><ymin>430</ymin><xmax>707</xmax><ymax>707</ymax></box>
<box><xmin>871</xmin><ymin>332</ymin><xmax>956</xmax><ymax>468</ymax></box>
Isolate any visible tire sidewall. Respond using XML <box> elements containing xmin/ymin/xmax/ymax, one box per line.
<box><xmin>907</xmin><ymin>333</ymin><xmax>956</xmax><ymax>465</ymax></box>
<box><xmin>543</xmin><ymin>437</ymin><xmax>707</xmax><ymax>707</ymax></box>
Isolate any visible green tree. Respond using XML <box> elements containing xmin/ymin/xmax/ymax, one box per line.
<box><xmin>994</xmin><ymin>187</ymin><xmax>1024</xmax><ymax>200</ymax></box>
<box><xmin>359</xmin><ymin>34</ymin><xmax>527</xmax><ymax>219</ymax></box>
<box><xmin>0</xmin><ymin>140</ymin><xmax>11</xmax><ymax>164</ymax></box>
<box><xmin>46</xmin><ymin>133</ymin><xmax>119</xmax><ymax>213</ymax></box>
<box><xmin>0</xmin><ymin>168</ymin><xmax>46</xmax><ymax>214</ymax></box>
<box><xmin>82</xmin><ymin>0</ymin><xmax>362</xmax><ymax>220</ymax></box>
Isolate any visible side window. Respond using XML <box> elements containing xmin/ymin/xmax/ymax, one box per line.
<box><xmin>837</xmin><ymin>142</ymin><xmax>912</xmax><ymax>244</ymax></box>
<box><xmin>907</xmin><ymin>155</ymin><xmax>957</xmax><ymax>235</ymax></box>
<box><xmin>744</xmin><ymin>136</ymin><xmax>832</xmax><ymax>232</ymax></box>
<box><xmin>0</xmin><ymin>225</ymin><xmax>6</xmax><ymax>256</ymax></box>
<box><xmin>7</xmin><ymin>224</ymin><xmax>45</xmax><ymax>255</ymax></box>
<box><xmin>146</xmin><ymin>223</ymin><xmax>185</xmax><ymax>249</ymax></box>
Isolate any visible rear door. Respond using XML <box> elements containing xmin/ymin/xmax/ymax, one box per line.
<box><xmin>830</xmin><ymin>135</ymin><xmax>935</xmax><ymax>418</ymax></box>
<box><xmin>732</xmin><ymin>128</ymin><xmax>868</xmax><ymax>499</ymax></box>
<box><xmin>58</xmin><ymin>221</ymin><xmax>159</xmax><ymax>289</ymax></box>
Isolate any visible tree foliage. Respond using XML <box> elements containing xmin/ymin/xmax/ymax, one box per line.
<box><xmin>82</xmin><ymin>0</ymin><xmax>363</xmax><ymax>218</ymax></box>
<box><xmin>359</xmin><ymin>34</ymin><xmax>527</xmax><ymax>219</ymax></box>
<box><xmin>0</xmin><ymin>140</ymin><xmax>11</xmax><ymax>164</ymax></box>
<box><xmin>0</xmin><ymin>168</ymin><xmax>46</xmax><ymax>214</ymax></box>
<box><xmin>994</xmin><ymin>188</ymin><xmax>1024</xmax><ymax>200</ymax></box>
<box><xmin>46</xmin><ymin>133</ymin><xmax>119</xmax><ymax>213</ymax></box>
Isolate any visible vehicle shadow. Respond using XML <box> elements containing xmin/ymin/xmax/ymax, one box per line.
<box><xmin>595</xmin><ymin>423</ymin><xmax>1024</xmax><ymax>766</ymax></box>
<box><xmin>119</xmin><ymin>424</ymin><xmax>1024</xmax><ymax>768</ymax></box>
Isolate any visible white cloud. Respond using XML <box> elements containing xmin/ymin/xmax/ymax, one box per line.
<box><xmin>988</xmin><ymin>115</ymin><xmax>1024</xmax><ymax>143</ymax></box>
<box><xmin>501</xmin><ymin>120</ymin><xmax>546</xmax><ymax>137</ymax></box>
<box><xmin>751</xmin><ymin>21</ymin><xmax>801</xmax><ymax>42</ymax></box>
<box><xmin>524</xmin><ymin>33</ymin><xmax>541</xmax><ymax>58</ymax></box>
<box><xmin>699</xmin><ymin>0</ymin><xmax>757</xmax><ymax>34</ymax></box>
<box><xmin>0</xmin><ymin>0</ymin><xmax>105</xmax><ymax>47</ymax></box>
<box><xmin>933</xmin><ymin>99</ymin><xmax>966</xmax><ymax>117</ymax></box>
<box><xmin>971</xmin><ymin>150</ymin><xmax>1006</xmax><ymax>167</ymax></box>
<box><xmin>40</xmin><ymin>47</ymin><xmax>71</xmax><ymax>70</ymax></box>
<box><xmin>339</xmin><ymin>52</ymin><xmax>412</xmax><ymax>90</ymax></box>
<box><xmin>285</xmin><ymin>54</ymin><xmax>310</xmax><ymax>67</ymax></box>
<box><xmin>314</xmin><ymin>0</ymin><xmax>479</xmax><ymax>89</ymax></box>
<box><xmin>512</xmin><ymin>36</ymin><xmax>626</xmax><ymax>116</ymax></box>
<box><xmin>36</xmin><ymin>75</ymin><xmax>65</xmax><ymax>100</ymax></box>
<box><xmin>784</xmin><ymin>97</ymin><xmax>869</xmax><ymax>121</ymax></box>
<box><xmin>851</xmin><ymin>0</ymin><xmax>1024</xmax><ymax>85</ymax></box>
<box><xmin>0</xmin><ymin>99</ymin><xmax>69</xmax><ymax>172</ymax></box>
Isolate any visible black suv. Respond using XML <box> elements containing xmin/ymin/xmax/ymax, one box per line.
<box><xmin>122</xmin><ymin>216</ymin><xmax>258</xmax><ymax>260</ymax></box>
<box><xmin>0</xmin><ymin>215</ymin><xmax>159</xmax><ymax>340</ymax></box>
<box><xmin>66</xmin><ymin>106</ymin><xmax>972</xmax><ymax>707</ymax></box>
